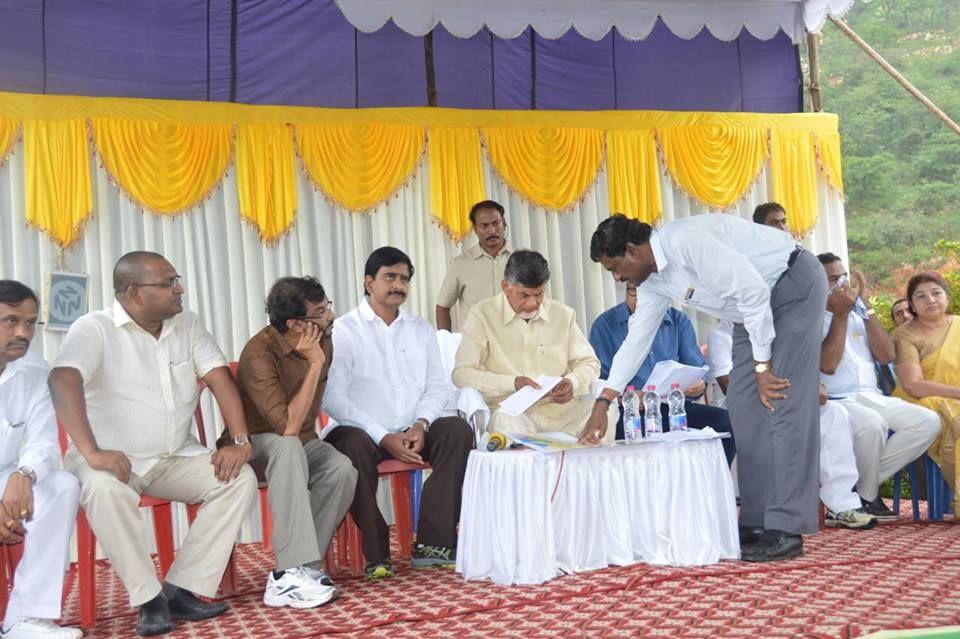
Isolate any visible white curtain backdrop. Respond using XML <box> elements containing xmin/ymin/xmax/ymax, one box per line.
<box><xmin>0</xmin><ymin>139</ymin><xmax>847</xmax><ymax>546</ymax></box>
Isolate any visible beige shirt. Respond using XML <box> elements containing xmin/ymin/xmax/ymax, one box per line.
<box><xmin>452</xmin><ymin>294</ymin><xmax>600</xmax><ymax>423</ymax></box>
<box><xmin>436</xmin><ymin>243</ymin><xmax>512</xmax><ymax>321</ymax></box>
<box><xmin>54</xmin><ymin>301</ymin><xmax>228</xmax><ymax>476</ymax></box>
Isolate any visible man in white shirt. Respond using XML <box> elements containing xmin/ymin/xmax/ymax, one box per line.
<box><xmin>818</xmin><ymin>253</ymin><xmax>940</xmax><ymax>520</ymax></box>
<box><xmin>324</xmin><ymin>247</ymin><xmax>474</xmax><ymax>580</ymax></box>
<box><xmin>585</xmin><ymin>214</ymin><xmax>827</xmax><ymax>562</ymax></box>
<box><xmin>0</xmin><ymin>281</ymin><xmax>81</xmax><ymax>639</ymax></box>
<box><xmin>49</xmin><ymin>252</ymin><xmax>257</xmax><ymax>637</ymax></box>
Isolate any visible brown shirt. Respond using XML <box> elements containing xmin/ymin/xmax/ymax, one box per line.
<box><xmin>228</xmin><ymin>325</ymin><xmax>332</xmax><ymax>445</ymax></box>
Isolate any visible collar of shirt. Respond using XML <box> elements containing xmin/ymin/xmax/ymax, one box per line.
<box><xmin>649</xmin><ymin>230</ymin><xmax>669</xmax><ymax>272</ymax></box>
<box><xmin>499</xmin><ymin>293</ymin><xmax>552</xmax><ymax>326</ymax></box>
<box><xmin>111</xmin><ymin>299</ymin><xmax>178</xmax><ymax>341</ymax></box>
<box><xmin>0</xmin><ymin>351</ymin><xmax>35</xmax><ymax>387</ymax></box>
<box><xmin>266</xmin><ymin>324</ymin><xmax>295</xmax><ymax>356</ymax></box>
<box><xmin>358</xmin><ymin>296</ymin><xmax>414</xmax><ymax>327</ymax></box>
<box><xmin>466</xmin><ymin>243</ymin><xmax>511</xmax><ymax>261</ymax></box>
<box><xmin>612</xmin><ymin>302</ymin><xmax>677</xmax><ymax>327</ymax></box>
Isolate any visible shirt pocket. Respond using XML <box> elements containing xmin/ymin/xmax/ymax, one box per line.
<box><xmin>397</xmin><ymin>344</ymin><xmax>428</xmax><ymax>388</ymax></box>
<box><xmin>170</xmin><ymin>361</ymin><xmax>198</xmax><ymax>405</ymax></box>
<box><xmin>0</xmin><ymin>418</ymin><xmax>26</xmax><ymax>465</ymax></box>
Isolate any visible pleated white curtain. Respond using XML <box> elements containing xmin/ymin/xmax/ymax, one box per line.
<box><xmin>0</xmin><ymin>139</ymin><xmax>846</xmax><ymax>546</ymax></box>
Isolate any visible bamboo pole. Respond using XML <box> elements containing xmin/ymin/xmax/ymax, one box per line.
<box><xmin>829</xmin><ymin>15</ymin><xmax>960</xmax><ymax>137</ymax></box>
<box><xmin>807</xmin><ymin>32</ymin><xmax>823</xmax><ymax>112</ymax></box>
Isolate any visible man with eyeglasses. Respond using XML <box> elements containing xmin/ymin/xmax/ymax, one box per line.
<box><xmin>225</xmin><ymin>276</ymin><xmax>356</xmax><ymax>608</ymax></box>
<box><xmin>49</xmin><ymin>251</ymin><xmax>257</xmax><ymax>637</ymax></box>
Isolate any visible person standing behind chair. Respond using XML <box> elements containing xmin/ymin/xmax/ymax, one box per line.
<box><xmin>585</xmin><ymin>213</ymin><xmax>827</xmax><ymax>563</ymax></box>
<box><xmin>323</xmin><ymin>247</ymin><xmax>474</xmax><ymax>580</ymax></box>
<box><xmin>49</xmin><ymin>252</ymin><xmax>257</xmax><ymax>637</ymax></box>
<box><xmin>226</xmin><ymin>277</ymin><xmax>356</xmax><ymax>609</ymax></box>
<box><xmin>0</xmin><ymin>281</ymin><xmax>82</xmax><ymax>639</ymax></box>
<box><xmin>589</xmin><ymin>284</ymin><xmax>736</xmax><ymax>464</ymax></box>
<box><xmin>436</xmin><ymin>200</ymin><xmax>513</xmax><ymax>331</ymax></box>
<box><xmin>453</xmin><ymin>250</ymin><xmax>616</xmax><ymax>443</ymax></box>
<box><xmin>818</xmin><ymin>253</ymin><xmax>940</xmax><ymax>521</ymax></box>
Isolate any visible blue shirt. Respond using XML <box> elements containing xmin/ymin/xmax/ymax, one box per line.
<box><xmin>589</xmin><ymin>305</ymin><xmax>705</xmax><ymax>390</ymax></box>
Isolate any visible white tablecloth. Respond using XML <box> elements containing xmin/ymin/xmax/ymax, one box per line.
<box><xmin>456</xmin><ymin>434</ymin><xmax>739</xmax><ymax>585</ymax></box>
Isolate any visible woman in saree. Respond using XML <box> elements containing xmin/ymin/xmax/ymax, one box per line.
<box><xmin>892</xmin><ymin>272</ymin><xmax>960</xmax><ymax>514</ymax></box>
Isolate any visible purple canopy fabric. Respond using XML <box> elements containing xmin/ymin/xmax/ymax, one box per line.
<box><xmin>0</xmin><ymin>0</ymin><xmax>800</xmax><ymax>112</ymax></box>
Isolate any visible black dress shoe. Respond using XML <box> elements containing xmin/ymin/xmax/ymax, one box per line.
<box><xmin>739</xmin><ymin>526</ymin><xmax>764</xmax><ymax>545</ymax></box>
<box><xmin>741</xmin><ymin>530</ymin><xmax>803</xmax><ymax>563</ymax></box>
<box><xmin>137</xmin><ymin>593</ymin><xmax>174</xmax><ymax>636</ymax></box>
<box><xmin>163</xmin><ymin>584</ymin><xmax>230</xmax><ymax>621</ymax></box>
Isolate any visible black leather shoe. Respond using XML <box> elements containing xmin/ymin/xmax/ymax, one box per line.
<box><xmin>741</xmin><ymin>530</ymin><xmax>803</xmax><ymax>563</ymax></box>
<box><xmin>163</xmin><ymin>584</ymin><xmax>230</xmax><ymax>622</ymax></box>
<box><xmin>136</xmin><ymin>593</ymin><xmax>174</xmax><ymax>636</ymax></box>
<box><xmin>739</xmin><ymin>526</ymin><xmax>764</xmax><ymax>545</ymax></box>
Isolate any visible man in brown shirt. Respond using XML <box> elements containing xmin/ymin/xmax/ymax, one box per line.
<box><xmin>230</xmin><ymin>277</ymin><xmax>357</xmax><ymax>608</ymax></box>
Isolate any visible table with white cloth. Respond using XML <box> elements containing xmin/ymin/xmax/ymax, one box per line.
<box><xmin>456</xmin><ymin>430</ymin><xmax>739</xmax><ymax>585</ymax></box>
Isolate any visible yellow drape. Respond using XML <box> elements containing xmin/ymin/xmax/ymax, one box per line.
<box><xmin>658</xmin><ymin>125</ymin><xmax>768</xmax><ymax>209</ymax></box>
<box><xmin>606</xmin><ymin>130</ymin><xmax>662</xmax><ymax>223</ymax></box>
<box><xmin>428</xmin><ymin>128</ymin><xmax>486</xmax><ymax>241</ymax></box>
<box><xmin>235</xmin><ymin>123</ymin><xmax>297</xmax><ymax>242</ymax></box>
<box><xmin>296</xmin><ymin>123</ymin><xmax>424</xmax><ymax>212</ymax></box>
<box><xmin>816</xmin><ymin>130</ymin><xmax>844</xmax><ymax>195</ymax></box>
<box><xmin>483</xmin><ymin>127</ymin><xmax>603</xmax><ymax>210</ymax></box>
<box><xmin>770</xmin><ymin>130</ymin><xmax>819</xmax><ymax>236</ymax></box>
<box><xmin>92</xmin><ymin>119</ymin><xmax>232</xmax><ymax>215</ymax></box>
<box><xmin>0</xmin><ymin>117</ymin><xmax>17</xmax><ymax>166</ymax></box>
<box><xmin>23</xmin><ymin>119</ymin><xmax>92</xmax><ymax>248</ymax></box>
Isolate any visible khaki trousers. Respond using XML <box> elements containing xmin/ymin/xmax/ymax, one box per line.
<box><xmin>249</xmin><ymin>434</ymin><xmax>357</xmax><ymax>571</ymax></box>
<box><xmin>65</xmin><ymin>450</ymin><xmax>256</xmax><ymax>606</ymax></box>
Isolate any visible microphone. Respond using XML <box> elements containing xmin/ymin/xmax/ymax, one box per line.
<box><xmin>486</xmin><ymin>432</ymin><xmax>508</xmax><ymax>452</ymax></box>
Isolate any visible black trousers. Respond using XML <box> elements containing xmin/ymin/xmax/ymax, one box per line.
<box><xmin>326</xmin><ymin>417</ymin><xmax>475</xmax><ymax>563</ymax></box>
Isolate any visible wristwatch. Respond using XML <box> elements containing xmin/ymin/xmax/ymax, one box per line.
<box><xmin>15</xmin><ymin>466</ymin><xmax>36</xmax><ymax>484</ymax></box>
<box><xmin>233</xmin><ymin>434</ymin><xmax>251</xmax><ymax>447</ymax></box>
<box><xmin>415</xmin><ymin>418</ymin><xmax>430</xmax><ymax>432</ymax></box>
<box><xmin>754</xmin><ymin>362</ymin><xmax>770</xmax><ymax>374</ymax></box>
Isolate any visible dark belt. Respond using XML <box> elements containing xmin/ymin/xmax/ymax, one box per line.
<box><xmin>775</xmin><ymin>246</ymin><xmax>805</xmax><ymax>286</ymax></box>
<box><xmin>787</xmin><ymin>245</ymin><xmax>804</xmax><ymax>268</ymax></box>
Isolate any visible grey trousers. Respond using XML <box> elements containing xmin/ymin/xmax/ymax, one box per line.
<box><xmin>726</xmin><ymin>250</ymin><xmax>828</xmax><ymax>535</ymax></box>
<box><xmin>249</xmin><ymin>433</ymin><xmax>357</xmax><ymax>571</ymax></box>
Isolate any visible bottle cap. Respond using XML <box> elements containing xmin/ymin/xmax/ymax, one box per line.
<box><xmin>671</xmin><ymin>383</ymin><xmax>680</xmax><ymax>389</ymax></box>
<box><xmin>646</xmin><ymin>385</ymin><xmax>656</xmax><ymax>390</ymax></box>
<box><xmin>626</xmin><ymin>385</ymin><xmax>635</xmax><ymax>391</ymax></box>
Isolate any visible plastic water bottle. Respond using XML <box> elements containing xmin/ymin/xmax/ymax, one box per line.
<box><xmin>668</xmin><ymin>383</ymin><xmax>688</xmax><ymax>431</ymax></box>
<box><xmin>643</xmin><ymin>385</ymin><xmax>662</xmax><ymax>435</ymax></box>
<box><xmin>622</xmin><ymin>386</ymin><xmax>642</xmax><ymax>443</ymax></box>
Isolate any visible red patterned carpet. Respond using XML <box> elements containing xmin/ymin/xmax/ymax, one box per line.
<box><xmin>59</xmin><ymin>514</ymin><xmax>960</xmax><ymax>638</ymax></box>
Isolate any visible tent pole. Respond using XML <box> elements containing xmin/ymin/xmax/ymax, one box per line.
<box><xmin>806</xmin><ymin>32</ymin><xmax>822</xmax><ymax>112</ymax></box>
<box><xmin>829</xmin><ymin>16</ymin><xmax>960</xmax><ymax>137</ymax></box>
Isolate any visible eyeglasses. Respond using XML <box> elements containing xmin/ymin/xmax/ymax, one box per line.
<box><xmin>294</xmin><ymin>301</ymin><xmax>334</xmax><ymax>321</ymax></box>
<box><xmin>136</xmin><ymin>275</ymin><xmax>182</xmax><ymax>289</ymax></box>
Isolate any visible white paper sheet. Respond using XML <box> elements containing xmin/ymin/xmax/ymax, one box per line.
<box><xmin>640</xmin><ymin>360</ymin><xmax>708</xmax><ymax>400</ymax></box>
<box><xmin>497</xmin><ymin>375</ymin><xmax>563</xmax><ymax>416</ymax></box>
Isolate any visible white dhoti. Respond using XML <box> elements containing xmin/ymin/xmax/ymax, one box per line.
<box><xmin>1</xmin><ymin>468</ymin><xmax>80</xmax><ymax>624</ymax></box>
<box><xmin>819</xmin><ymin>402</ymin><xmax>862</xmax><ymax>514</ymax></box>
<box><xmin>488</xmin><ymin>397</ymin><xmax>619</xmax><ymax>445</ymax></box>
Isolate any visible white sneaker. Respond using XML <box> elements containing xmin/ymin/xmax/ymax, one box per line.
<box><xmin>303</xmin><ymin>565</ymin><xmax>335</xmax><ymax>587</ymax></box>
<box><xmin>1</xmin><ymin>618</ymin><xmax>82</xmax><ymax>639</ymax></box>
<box><xmin>263</xmin><ymin>567</ymin><xmax>337</xmax><ymax>609</ymax></box>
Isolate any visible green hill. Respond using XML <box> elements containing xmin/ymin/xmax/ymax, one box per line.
<box><xmin>809</xmin><ymin>0</ymin><xmax>960</xmax><ymax>298</ymax></box>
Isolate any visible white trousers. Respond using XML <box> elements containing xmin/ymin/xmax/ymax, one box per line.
<box><xmin>819</xmin><ymin>402</ymin><xmax>861</xmax><ymax>514</ymax></box>
<box><xmin>836</xmin><ymin>393</ymin><xmax>941</xmax><ymax>501</ymax></box>
<box><xmin>1</xmin><ymin>468</ymin><xmax>79</xmax><ymax>623</ymax></box>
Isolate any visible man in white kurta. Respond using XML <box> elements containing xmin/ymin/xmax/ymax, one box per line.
<box><xmin>0</xmin><ymin>281</ymin><xmax>81</xmax><ymax>639</ymax></box>
<box><xmin>49</xmin><ymin>252</ymin><xmax>257</xmax><ymax>637</ymax></box>
<box><xmin>453</xmin><ymin>250</ymin><xmax>616</xmax><ymax>443</ymax></box>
